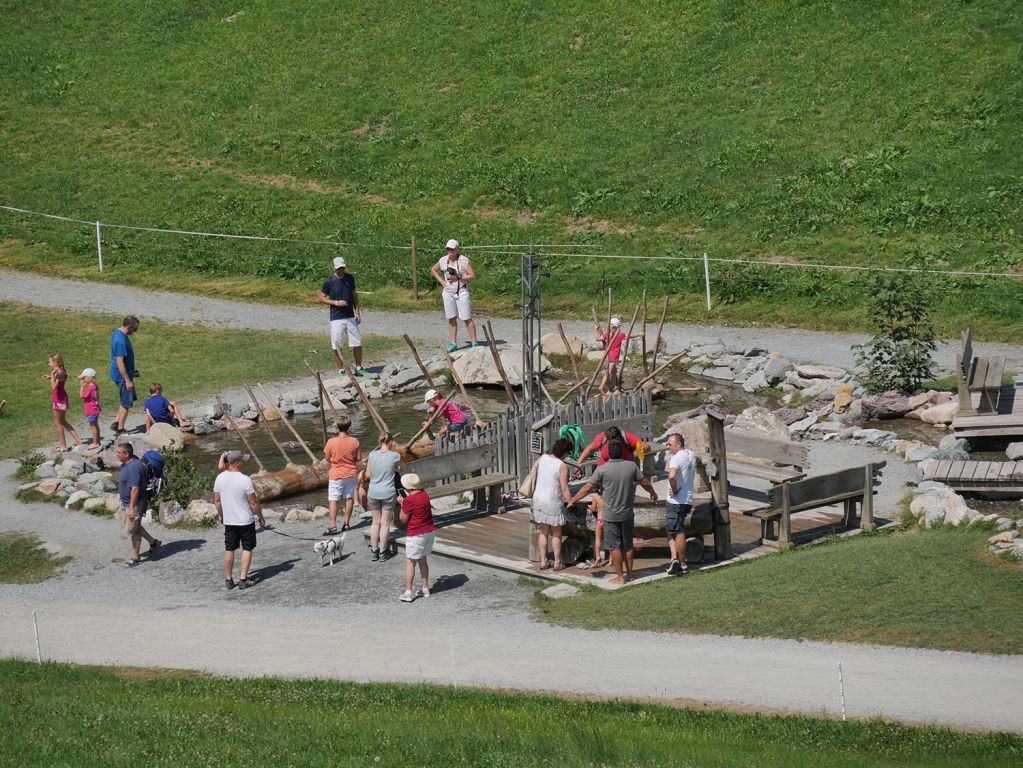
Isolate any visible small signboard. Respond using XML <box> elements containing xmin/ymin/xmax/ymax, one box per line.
<box><xmin>529</xmin><ymin>431</ymin><xmax>543</xmax><ymax>454</ymax></box>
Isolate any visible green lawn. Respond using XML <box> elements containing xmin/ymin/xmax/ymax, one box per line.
<box><xmin>0</xmin><ymin>661</ymin><xmax>1018</xmax><ymax>767</ymax></box>
<box><xmin>535</xmin><ymin>528</ymin><xmax>1023</xmax><ymax>655</ymax></box>
<box><xmin>0</xmin><ymin>302</ymin><xmax>401</xmax><ymax>459</ymax></box>
<box><xmin>0</xmin><ymin>1</ymin><xmax>1021</xmax><ymax>336</ymax></box>
<box><xmin>0</xmin><ymin>532</ymin><xmax>71</xmax><ymax>583</ymax></box>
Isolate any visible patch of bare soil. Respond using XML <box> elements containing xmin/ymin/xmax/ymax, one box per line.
<box><xmin>565</xmin><ymin>216</ymin><xmax>637</xmax><ymax>236</ymax></box>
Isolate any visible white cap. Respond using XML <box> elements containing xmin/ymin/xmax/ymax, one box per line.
<box><xmin>424</xmin><ymin>389</ymin><xmax>439</xmax><ymax>402</ymax></box>
<box><xmin>445</xmin><ymin>239</ymin><xmax>459</xmax><ymax>250</ymax></box>
<box><xmin>332</xmin><ymin>257</ymin><xmax>346</xmax><ymax>269</ymax></box>
<box><xmin>77</xmin><ymin>368</ymin><xmax>97</xmax><ymax>379</ymax></box>
<box><xmin>610</xmin><ymin>317</ymin><xmax>621</xmax><ymax>326</ymax></box>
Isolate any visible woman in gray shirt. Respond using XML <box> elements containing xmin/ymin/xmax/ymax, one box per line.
<box><xmin>364</xmin><ymin>432</ymin><xmax>403</xmax><ymax>561</ymax></box>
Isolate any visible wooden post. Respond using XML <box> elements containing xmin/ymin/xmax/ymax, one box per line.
<box><xmin>606</xmin><ymin>287</ymin><xmax>612</xmax><ymax>350</ymax></box>
<box><xmin>483</xmin><ymin>322</ymin><xmax>518</xmax><ymax>406</ymax></box>
<box><xmin>528</xmin><ymin>520</ymin><xmax>541</xmax><ymax>562</ymax></box>
<box><xmin>411</xmin><ymin>235</ymin><xmax>418</xmax><ymax>301</ymax></box>
<box><xmin>861</xmin><ymin>463</ymin><xmax>876</xmax><ymax>531</ymax></box>
<box><xmin>778</xmin><ymin>481</ymin><xmax>792</xmax><ymax>549</ymax></box>
<box><xmin>630</xmin><ymin>351</ymin><xmax>688</xmax><ymax>393</ymax></box>
<box><xmin>583</xmin><ymin>335</ymin><xmax>614</xmax><ymax>400</ymax></box>
<box><xmin>617</xmin><ymin>303</ymin><xmax>642</xmax><ymax>390</ymax></box>
<box><xmin>705</xmin><ymin>410</ymin><xmax>732</xmax><ymax>559</ymax></box>
<box><xmin>404</xmin><ymin>390</ymin><xmax>457</xmax><ymax>450</ymax></box>
<box><xmin>303</xmin><ymin>361</ymin><xmax>342</xmax><ymax>423</ymax></box>
<box><xmin>557</xmin><ymin>322</ymin><xmax>581</xmax><ymax>383</ymax></box>
<box><xmin>315</xmin><ymin>375</ymin><xmax>329</xmax><ymax>446</ymax></box>
<box><xmin>442</xmin><ymin>346</ymin><xmax>487</xmax><ymax>428</ymax></box>
<box><xmin>216</xmin><ymin>395</ymin><xmax>266</xmax><ymax>474</ymax></box>
<box><xmin>338</xmin><ymin>356</ymin><xmax>389</xmax><ymax>434</ymax></box>
<box><xmin>651</xmin><ymin>295</ymin><xmax>669</xmax><ymax>370</ymax></box>
<box><xmin>256</xmin><ymin>384</ymin><xmax>319</xmax><ymax>464</ymax></box>
<box><xmin>402</xmin><ymin>334</ymin><xmax>436</xmax><ymax>388</ymax></box>
<box><xmin>244</xmin><ymin>384</ymin><xmax>291</xmax><ymax>465</ymax></box>
<box><xmin>641</xmin><ymin>289</ymin><xmax>648</xmax><ymax>375</ymax></box>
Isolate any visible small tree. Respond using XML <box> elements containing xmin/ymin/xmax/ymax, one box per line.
<box><xmin>853</xmin><ymin>273</ymin><xmax>937</xmax><ymax>393</ymax></box>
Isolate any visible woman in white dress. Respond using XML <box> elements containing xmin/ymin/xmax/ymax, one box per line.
<box><xmin>531</xmin><ymin>438</ymin><xmax>573</xmax><ymax>571</ymax></box>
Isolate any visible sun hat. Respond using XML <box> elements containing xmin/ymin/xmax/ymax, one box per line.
<box><xmin>401</xmin><ymin>473</ymin><xmax>422</xmax><ymax>491</ymax></box>
<box><xmin>224</xmin><ymin>450</ymin><xmax>250</xmax><ymax>464</ymax></box>
<box><xmin>445</xmin><ymin>239</ymin><xmax>459</xmax><ymax>250</ymax></box>
<box><xmin>424</xmin><ymin>389</ymin><xmax>439</xmax><ymax>402</ymax></box>
<box><xmin>332</xmin><ymin>256</ymin><xmax>346</xmax><ymax>269</ymax></box>
<box><xmin>77</xmin><ymin>368</ymin><xmax>97</xmax><ymax>379</ymax></box>
<box><xmin>610</xmin><ymin>317</ymin><xmax>621</xmax><ymax>326</ymax></box>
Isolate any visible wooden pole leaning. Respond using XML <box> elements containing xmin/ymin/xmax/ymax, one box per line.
<box><xmin>651</xmin><ymin>295</ymin><xmax>669</xmax><ymax>370</ymax></box>
<box><xmin>244</xmin><ymin>384</ymin><xmax>291</xmax><ymax>465</ymax></box>
<box><xmin>216</xmin><ymin>395</ymin><xmax>266</xmax><ymax>474</ymax></box>
<box><xmin>338</xmin><ymin>356</ymin><xmax>389</xmax><ymax>435</ymax></box>
<box><xmin>641</xmin><ymin>289</ymin><xmax>649</xmax><ymax>375</ymax></box>
<box><xmin>555</xmin><ymin>377</ymin><xmax>588</xmax><ymax>405</ymax></box>
<box><xmin>442</xmin><ymin>346</ymin><xmax>487</xmax><ymax>428</ymax></box>
<box><xmin>402</xmin><ymin>334</ymin><xmax>436</xmax><ymax>388</ymax></box>
<box><xmin>630</xmin><ymin>351</ymin><xmax>688</xmax><ymax>393</ymax></box>
<box><xmin>557</xmin><ymin>322</ymin><xmax>581</xmax><ymax>382</ymax></box>
<box><xmin>303</xmin><ymin>361</ymin><xmax>342</xmax><ymax>424</ymax></box>
<box><xmin>583</xmin><ymin>336</ymin><xmax>614</xmax><ymax>400</ymax></box>
<box><xmin>256</xmin><ymin>383</ymin><xmax>319</xmax><ymax>464</ymax></box>
<box><xmin>617</xmin><ymin>303</ymin><xmax>642</xmax><ymax>391</ymax></box>
<box><xmin>404</xmin><ymin>389</ymin><xmax>456</xmax><ymax>451</ymax></box>
<box><xmin>483</xmin><ymin>322</ymin><xmax>518</xmax><ymax>406</ymax></box>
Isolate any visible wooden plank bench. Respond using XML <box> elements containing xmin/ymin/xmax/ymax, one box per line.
<box><xmin>957</xmin><ymin>327</ymin><xmax>1005</xmax><ymax>416</ymax></box>
<box><xmin>747</xmin><ymin>462</ymin><xmax>884</xmax><ymax>548</ymax></box>
<box><xmin>724</xmin><ymin>429</ymin><xmax>808</xmax><ymax>485</ymax></box>
<box><xmin>405</xmin><ymin>441</ymin><xmax>517</xmax><ymax>515</ymax></box>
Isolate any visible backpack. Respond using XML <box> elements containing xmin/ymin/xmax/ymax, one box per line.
<box><xmin>141</xmin><ymin>450</ymin><xmax>166</xmax><ymax>498</ymax></box>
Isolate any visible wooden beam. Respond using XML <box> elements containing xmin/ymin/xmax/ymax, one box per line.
<box><xmin>256</xmin><ymin>383</ymin><xmax>319</xmax><ymax>464</ymax></box>
<box><xmin>216</xmin><ymin>395</ymin><xmax>266</xmax><ymax>474</ymax></box>
<box><xmin>482</xmin><ymin>321</ymin><xmax>518</xmax><ymax>406</ymax></box>
<box><xmin>557</xmin><ymin>322</ymin><xmax>581</xmax><ymax>382</ymax></box>
<box><xmin>641</xmin><ymin>289</ymin><xmax>648</xmax><ymax>375</ymax></box>
<box><xmin>244</xmin><ymin>384</ymin><xmax>291</xmax><ymax>465</ymax></box>
<box><xmin>651</xmin><ymin>295</ymin><xmax>668</xmax><ymax>371</ymax></box>
<box><xmin>338</xmin><ymin>355</ymin><xmax>389</xmax><ymax>435</ymax></box>
<box><xmin>630</xmin><ymin>351</ymin><xmax>687</xmax><ymax>393</ymax></box>
<box><xmin>402</xmin><ymin>334</ymin><xmax>436</xmax><ymax>388</ymax></box>
<box><xmin>303</xmin><ymin>361</ymin><xmax>342</xmax><ymax>424</ymax></box>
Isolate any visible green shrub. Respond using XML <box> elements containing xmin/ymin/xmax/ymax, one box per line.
<box><xmin>13</xmin><ymin>452</ymin><xmax>45</xmax><ymax>481</ymax></box>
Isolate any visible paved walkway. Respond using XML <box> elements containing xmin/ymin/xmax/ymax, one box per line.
<box><xmin>5</xmin><ymin>269</ymin><xmax>1023</xmax><ymax>372</ymax></box>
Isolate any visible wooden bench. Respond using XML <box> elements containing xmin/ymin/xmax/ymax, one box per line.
<box><xmin>405</xmin><ymin>441</ymin><xmax>517</xmax><ymax>515</ymax></box>
<box><xmin>957</xmin><ymin>327</ymin><xmax>1004</xmax><ymax>415</ymax></box>
<box><xmin>724</xmin><ymin>429</ymin><xmax>808</xmax><ymax>485</ymax></box>
<box><xmin>748</xmin><ymin>462</ymin><xmax>884</xmax><ymax>548</ymax></box>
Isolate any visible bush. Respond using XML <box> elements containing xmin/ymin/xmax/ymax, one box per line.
<box><xmin>853</xmin><ymin>273</ymin><xmax>937</xmax><ymax>393</ymax></box>
<box><xmin>13</xmin><ymin>452</ymin><xmax>46</xmax><ymax>481</ymax></box>
<box><xmin>154</xmin><ymin>450</ymin><xmax>211</xmax><ymax>511</ymax></box>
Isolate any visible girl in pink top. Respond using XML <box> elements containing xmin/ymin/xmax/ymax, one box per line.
<box><xmin>422</xmin><ymin>389</ymin><xmax>468</xmax><ymax>437</ymax></box>
<box><xmin>78</xmin><ymin>367</ymin><xmax>102</xmax><ymax>449</ymax></box>
<box><xmin>43</xmin><ymin>353</ymin><xmax>83</xmax><ymax>452</ymax></box>
<box><xmin>595</xmin><ymin>317</ymin><xmax>643</xmax><ymax>395</ymax></box>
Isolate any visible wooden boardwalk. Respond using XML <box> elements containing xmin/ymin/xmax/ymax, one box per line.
<box><xmin>952</xmin><ymin>385</ymin><xmax>1023</xmax><ymax>439</ymax></box>
<box><xmin>921</xmin><ymin>459</ymin><xmax>1023</xmax><ymax>493</ymax></box>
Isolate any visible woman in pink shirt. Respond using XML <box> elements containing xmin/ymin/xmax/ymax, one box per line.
<box><xmin>422</xmin><ymin>389</ymin><xmax>468</xmax><ymax>437</ymax></box>
<box><xmin>43</xmin><ymin>353</ymin><xmax>83</xmax><ymax>452</ymax></box>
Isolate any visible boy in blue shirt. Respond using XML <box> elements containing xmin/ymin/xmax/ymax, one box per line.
<box><xmin>144</xmin><ymin>382</ymin><xmax>190</xmax><ymax>432</ymax></box>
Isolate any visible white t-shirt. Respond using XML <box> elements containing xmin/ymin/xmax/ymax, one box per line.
<box><xmin>214</xmin><ymin>470</ymin><xmax>257</xmax><ymax>525</ymax></box>
<box><xmin>668</xmin><ymin>448</ymin><xmax>697</xmax><ymax>505</ymax></box>
<box><xmin>437</xmin><ymin>255</ymin><xmax>470</xmax><ymax>294</ymax></box>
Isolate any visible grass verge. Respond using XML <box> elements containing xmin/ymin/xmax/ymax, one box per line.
<box><xmin>0</xmin><ymin>301</ymin><xmax>403</xmax><ymax>459</ymax></box>
<box><xmin>534</xmin><ymin>527</ymin><xmax>1023</xmax><ymax>655</ymax></box>
<box><xmin>0</xmin><ymin>532</ymin><xmax>71</xmax><ymax>583</ymax></box>
<box><xmin>0</xmin><ymin>661</ymin><xmax>1019</xmax><ymax>767</ymax></box>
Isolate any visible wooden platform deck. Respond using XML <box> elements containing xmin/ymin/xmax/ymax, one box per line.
<box><xmin>921</xmin><ymin>459</ymin><xmax>1023</xmax><ymax>493</ymax></box>
<box><xmin>953</xmin><ymin>385</ymin><xmax>1023</xmax><ymax>438</ymax></box>
<box><xmin>382</xmin><ymin>488</ymin><xmax>888</xmax><ymax>590</ymax></box>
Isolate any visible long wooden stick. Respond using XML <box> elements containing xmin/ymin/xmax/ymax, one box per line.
<box><xmin>641</xmin><ymin>289</ymin><xmax>649</xmax><ymax>375</ymax></box>
<box><xmin>216</xmin><ymin>395</ymin><xmax>266</xmax><ymax>474</ymax></box>
<box><xmin>256</xmin><ymin>383</ymin><xmax>318</xmax><ymax>463</ymax></box>
<box><xmin>606</xmin><ymin>288</ymin><xmax>613</xmax><ymax>353</ymax></box>
<box><xmin>651</xmin><ymin>295</ymin><xmax>669</xmax><ymax>370</ymax></box>
<box><xmin>630</xmin><ymin>351</ymin><xmax>688</xmax><ymax>393</ymax></box>
<box><xmin>617</xmin><ymin>303</ymin><xmax>642</xmax><ymax>388</ymax></box>
<box><xmin>402</xmin><ymin>334</ymin><xmax>436</xmax><ymax>388</ymax></box>
<box><xmin>403</xmin><ymin>390</ymin><xmax>456</xmax><ymax>450</ymax></box>
<box><xmin>583</xmin><ymin>334</ymin><xmax>614</xmax><ymax>400</ymax></box>
<box><xmin>537</xmin><ymin>376</ymin><xmax>558</xmax><ymax>406</ymax></box>
<box><xmin>315</xmin><ymin>375</ymin><xmax>328</xmax><ymax>445</ymax></box>
<box><xmin>555</xmin><ymin>377</ymin><xmax>588</xmax><ymax>405</ymax></box>
<box><xmin>483</xmin><ymin>322</ymin><xmax>518</xmax><ymax>406</ymax></box>
<box><xmin>303</xmin><ymin>361</ymin><xmax>342</xmax><ymax>424</ymax></box>
<box><xmin>338</xmin><ymin>356</ymin><xmax>389</xmax><ymax>434</ymax></box>
<box><xmin>442</xmin><ymin>347</ymin><xmax>487</xmax><ymax>428</ymax></box>
<box><xmin>557</xmin><ymin>322</ymin><xmax>581</xmax><ymax>382</ymax></box>
<box><xmin>244</xmin><ymin>384</ymin><xmax>291</xmax><ymax>464</ymax></box>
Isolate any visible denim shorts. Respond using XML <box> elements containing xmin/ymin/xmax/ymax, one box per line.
<box><xmin>666</xmin><ymin>503</ymin><xmax>692</xmax><ymax>535</ymax></box>
<box><xmin>117</xmin><ymin>381</ymin><xmax>137</xmax><ymax>409</ymax></box>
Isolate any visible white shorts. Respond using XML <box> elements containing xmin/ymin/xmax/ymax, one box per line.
<box><xmin>405</xmin><ymin>530</ymin><xmax>436</xmax><ymax>560</ymax></box>
<box><xmin>442</xmin><ymin>291</ymin><xmax>472</xmax><ymax>321</ymax></box>
<box><xmin>330</xmin><ymin>318</ymin><xmax>362</xmax><ymax>350</ymax></box>
<box><xmin>328</xmin><ymin>476</ymin><xmax>359</xmax><ymax>501</ymax></box>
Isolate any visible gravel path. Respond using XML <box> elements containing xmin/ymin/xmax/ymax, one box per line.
<box><xmin>5</xmin><ymin>269</ymin><xmax>1023</xmax><ymax>373</ymax></box>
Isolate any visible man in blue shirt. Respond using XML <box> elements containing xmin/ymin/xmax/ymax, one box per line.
<box><xmin>109</xmin><ymin>316</ymin><xmax>140</xmax><ymax>433</ymax></box>
<box><xmin>319</xmin><ymin>257</ymin><xmax>366</xmax><ymax>376</ymax></box>
<box><xmin>117</xmin><ymin>442</ymin><xmax>160</xmax><ymax>568</ymax></box>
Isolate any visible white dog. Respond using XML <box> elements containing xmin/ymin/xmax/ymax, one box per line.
<box><xmin>313</xmin><ymin>533</ymin><xmax>346</xmax><ymax>566</ymax></box>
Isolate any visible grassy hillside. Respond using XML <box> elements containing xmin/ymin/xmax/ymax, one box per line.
<box><xmin>1</xmin><ymin>1</ymin><xmax>1021</xmax><ymax>334</ymax></box>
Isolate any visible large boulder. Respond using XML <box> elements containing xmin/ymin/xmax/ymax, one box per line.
<box><xmin>1006</xmin><ymin>442</ymin><xmax>1023</xmax><ymax>461</ymax></box>
<box><xmin>148</xmin><ymin>423</ymin><xmax>184</xmax><ymax>451</ymax></box>
<box><xmin>384</xmin><ymin>366</ymin><xmax>425</xmax><ymax>391</ymax></box>
<box><xmin>159</xmin><ymin>501</ymin><xmax>186</xmax><ymax>526</ymax></box>
<box><xmin>540</xmin><ymin>333</ymin><xmax>585</xmax><ymax>357</ymax></box>
<box><xmin>795</xmin><ymin>364</ymin><xmax>846</xmax><ymax>380</ymax></box>
<box><xmin>731</xmin><ymin>407</ymin><xmax>790</xmax><ymax>440</ymax></box>
<box><xmin>859</xmin><ymin>391</ymin><xmax>911</xmax><ymax>421</ymax></box>
<box><xmin>452</xmin><ymin>344</ymin><xmax>550</xmax><ymax>387</ymax></box>
<box><xmin>742</xmin><ymin>370</ymin><xmax>770</xmax><ymax>393</ymax></box>
<box><xmin>762</xmin><ymin>356</ymin><xmax>794</xmax><ymax>385</ymax></box>
<box><xmin>97</xmin><ymin>434</ymin><xmax>158</xmax><ymax>469</ymax></box>
<box><xmin>184</xmin><ymin>499</ymin><xmax>218</xmax><ymax>524</ymax></box>
<box><xmin>919</xmin><ymin>401</ymin><xmax>958</xmax><ymax>425</ymax></box>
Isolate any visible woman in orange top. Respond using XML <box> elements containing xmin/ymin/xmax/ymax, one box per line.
<box><xmin>323</xmin><ymin>415</ymin><xmax>361</xmax><ymax>534</ymax></box>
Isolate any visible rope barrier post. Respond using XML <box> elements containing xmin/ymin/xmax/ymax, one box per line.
<box><xmin>411</xmin><ymin>235</ymin><xmax>418</xmax><ymax>301</ymax></box>
<box><xmin>95</xmin><ymin>221</ymin><xmax>103</xmax><ymax>272</ymax></box>
<box><xmin>703</xmin><ymin>252</ymin><xmax>712</xmax><ymax>311</ymax></box>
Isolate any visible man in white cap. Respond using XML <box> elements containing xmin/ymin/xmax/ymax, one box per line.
<box><xmin>431</xmin><ymin>239</ymin><xmax>478</xmax><ymax>353</ymax></box>
<box><xmin>319</xmin><ymin>256</ymin><xmax>366</xmax><ymax>376</ymax></box>
<box><xmin>594</xmin><ymin>316</ymin><xmax>640</xmax><ymax>394</ymax></box>
<box><xmin>214</xmin><ymin>450</ymin><xmax>265</xmax><ymax>590</ymax></box>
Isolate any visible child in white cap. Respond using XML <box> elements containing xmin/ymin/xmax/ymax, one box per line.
<box><xmin>594</xmin><ymin>316</ymin><xmax>640</xmax><ymax>394</ymax></box>
<box><xmin>78</xmin><ymin>367</ymin><xmax>102</xmax><ymax>449</ymax></box>
<box><xmin>422</xmin><ymin>389</ymin><xmax>468</xmax><ymax>437</ymax></box>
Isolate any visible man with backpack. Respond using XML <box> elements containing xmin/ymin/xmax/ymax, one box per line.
<box><xmin>116</xmin><ymin>442</ymin><xmax>160</xmax><ymax>569</ymax></box>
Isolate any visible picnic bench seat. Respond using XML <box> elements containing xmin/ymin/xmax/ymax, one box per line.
<box><xmin>957</xmin><ymin>327</ymin><xmax>1005</xmax><ymax>415</ymax></box>
<box><xmin>724</xmin><ymin>429</ymin><xmax>808</xmax><ymax>485</ymax></box>
<box><xmin>746</xmin><ymin>462</ymin><xmax>884</xmax><ymax>548</ymax></box>
<box><xmin>405</xmin><ymin>441</ymin><xmax>516</xmax><ymax>514</ymax></box>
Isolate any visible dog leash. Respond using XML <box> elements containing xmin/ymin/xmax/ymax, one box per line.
<box><xmin>259</xmin><ymin>526</ymin><xmax>335</xmax><ymax>542</ymax></box>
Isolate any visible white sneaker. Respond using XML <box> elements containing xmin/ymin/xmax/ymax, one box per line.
<box><xmin>399</xmin><ymin>589</ymin><xmax>415</xmax><ymax>602</ymax></box>
<box><xmin>418</xmin><ymin>587</ymin><xmax>431</xmax><ymax>598</ymax></box>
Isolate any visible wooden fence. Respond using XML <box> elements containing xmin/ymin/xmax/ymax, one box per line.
<box><xmin>435</xmin><ymin>390</ymin><xmax>654</xmax><ymax>488</ymax></box>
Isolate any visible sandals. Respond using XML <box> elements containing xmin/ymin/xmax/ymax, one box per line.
<box><xmin>322</xmin><ymin>527</ymin><xmax>338</xmax><ymax>537</ymax></box>
<box><xmin>539</xmin><ymin>562</ymin><xmax>552</xmax><ymax>571</ymax></box>
<box><xmin>122</xmin><ymin>559</ymin><xmax>140</xmax><ymax>569</ymax></box>
<box><xmin>340</xmin><ymin>523</ymin><xmax>351</xmax><ymax>532</ymax></box>
<box><xmin>553</xmin><ymin>563</ymin><xmax>567</xmax><ymax>571</ymax></box>
<box><xmin>237</xmin><ymin>577</ymin><xmax>257</xmax><ymax>590</ymax></box>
